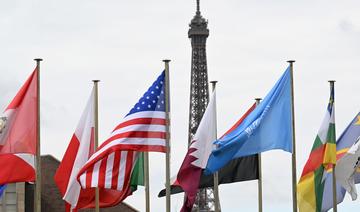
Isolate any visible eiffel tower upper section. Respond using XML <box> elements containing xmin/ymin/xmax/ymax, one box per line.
<box><xmin>188</xmin><ymin>0</ymin><xmax>210</xmax><ymax>144</ymax></box>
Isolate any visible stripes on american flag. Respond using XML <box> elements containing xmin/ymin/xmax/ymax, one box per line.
<box><xmin>79</xmin><ymin>151</ymin><xmax>138</xmax><ymax>190</ymax></box>
<box><xmin>77</xmin><ymin>70</ymin><xmax>168</xmax><ymax>191</ymax></box>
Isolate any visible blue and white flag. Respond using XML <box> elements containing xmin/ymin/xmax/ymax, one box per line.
<box><xmin>205</xmin><ymin>67</ymin><xmax>293</xmax><ymax>174</ymax></box>
<box><xmin>334</xmin><ymin>113</ymin><xmax>360</xmax><ymax>201</ymax></box>
<box><xmin>321</xmin><ymin>112</ymin><xmax>360</xmax><ymax>211</ymax></box>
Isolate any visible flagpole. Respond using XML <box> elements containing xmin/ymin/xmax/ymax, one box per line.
<box><xmin>329</xmin><ymin>80</ymin><xmax>337</xmax><ymax>212</ymax></box>
<box><xmin>163</xmin><ymin>59</ymin><xmax>171</xmax><ymax>212</ymax></box>
<box><xmin>287</xmin><ymin>60</ymin><xmax>298</xmax><ymax>212</ymax></box>
<box><xmin>144</xmin><ymin>152</ymin><xmax>150</xmax><ymax>212</ymax></box>
<box><xmin>93</xmin><ymin>80</ymin><xmax>100</xmax><ymax>212</ymax></box>
<box><xmin>34</xmin><ymin>58</ymin><xmax>42</xmax><ymax>212</ymax></box>
<box><xmin>210</xmin><ymin>81</ymin><xmax>220</xmax><ymax>212</ymax></box>
<box><xmin>255</xmin><ymin>98</ymin><xmax>263</xmax><ymax>212</ymax></box>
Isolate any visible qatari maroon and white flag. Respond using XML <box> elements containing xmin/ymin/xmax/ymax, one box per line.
<box><xmin>177</xmin><ymin>89</ymin><xmax>217</xmax><ymax>212</ymax></box>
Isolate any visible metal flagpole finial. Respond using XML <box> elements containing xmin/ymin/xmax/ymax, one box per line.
<box><xmin>92</xmin><ymin>80</ymin><xmax>100</xmax><ymax>83</ymax></box>
<box><xmin>210</xmin><ymin>81</ymin><xmax>218</xmax><ymax>91</ymax></box>
<box><xmin>287</xmin><ymin>60</ymin><xmax>295</xmax><ymax>64</ymax></box>
<box><xmin>328</xmin><ymin>80</ymin><xmax>336</xmax><ymax>90</ymax></box>
<box><xmin>162</xmin><ymin>59</ymin><xmax>171</xmax><ymax>63</ymax></box>
<box><xmin>255</xmin><ymin>98</ymin><xmax>262</xmax><ymax>102</ymax></box>
<box><xmin>34</xmin><ymin>58</ymin><xmax>43</xmax><ymax>62</ymax></box>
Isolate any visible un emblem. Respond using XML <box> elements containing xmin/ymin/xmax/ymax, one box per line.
<box><xmin>0</xmin><ymin>117</ymin><xmax>7</xmax><ymax>134</ymax></box>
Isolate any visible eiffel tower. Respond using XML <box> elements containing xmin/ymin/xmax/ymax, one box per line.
<box><xmin>187</xmin><ymin>1</ymin><xmax>216</xmax><ymax>211</ymax></box>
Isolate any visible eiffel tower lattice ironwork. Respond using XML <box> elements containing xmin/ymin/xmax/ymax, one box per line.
<box><xmin>187</xmin><ymin>1</ymin><xmax>216</xmax><ymax>211</ymax></box>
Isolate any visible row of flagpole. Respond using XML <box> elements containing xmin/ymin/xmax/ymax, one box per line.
<box><xmin>28</xmin><ymin>58</ymin><xmax>343</xmax><ymax>212</ymax></box>
<box><xmin>30</xmin><ymin>58</ymin><xmax>294</xmax><ymax>212</ymax></box>
<box><xmin>251</xmin><ymin>60</ymin><xmax>298</xmax><ymax>212</ymax></box>
<box><xmin>32</xmin><ymin>59</ymin><xmax>104</xmax><ymax>211</ymax></box>
<box><xmin>30</xmin><ymin>58</ymin><xmax>172</xmax><ymax>212</ymax></box>
<box><xmin>34</xmin><ymin>61</ymin><xmax>103</xmax><ymax>211</ymax></box>
<box><xmin>204</xmin><ymin>61</ymin><xmax>340</xmax><ymax>212</ymax></box>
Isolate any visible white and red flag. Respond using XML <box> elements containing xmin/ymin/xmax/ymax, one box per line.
<box><xmin>54</xmin><ymin>88</ymin><xmax>125</xmax><ymax>211</ymax></box>
<box><xmin>177</xmin><ymin>89</ymin><xmax>217</xmax><ymax>212</ymax></box>
<box><xmin>0</xmin><ymin>68</ymin><xmax>38</xmax><ymax>184</ymax></box>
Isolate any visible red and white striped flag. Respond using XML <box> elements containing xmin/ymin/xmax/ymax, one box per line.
<box><xmin>0</xmin><ymin>68</ymin><xmax>38</xmax><ymax>184</ymax></box>
<box><xmin>77</xmin><ymin>71</ymin><xmax>168</xmax><ymax>193</ymax></box>
<box><xmin>78</xmin><ymin>150</ymin><xmax>139</xmax><ymax>191</ymax></box>
<box><xmin>54</xmin><ymin>88</ymin><xmax>125</xmax><ymax>211</ymax></box>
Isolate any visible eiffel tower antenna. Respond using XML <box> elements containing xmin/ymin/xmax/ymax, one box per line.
<box><xmin>188</xmin><ymin>1</ymin><xmax>217</xmax><ymax>211</ymax></box>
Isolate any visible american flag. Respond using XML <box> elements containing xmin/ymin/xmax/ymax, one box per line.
<box><xmin>77</xmin><ymin>70</ymin><xmax>168</xmax><ymax>191</ymax></box>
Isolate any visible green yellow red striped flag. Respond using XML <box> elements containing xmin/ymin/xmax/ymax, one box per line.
<box><xmin>297</xmin><ymin>86</ymin><xmax>336</xmax><ymax>212</ymax></box>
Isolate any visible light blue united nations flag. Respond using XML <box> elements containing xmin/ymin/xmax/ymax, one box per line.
<box><xmin>205</xmin><ymin>67</ymin><xmax>293</xmax><ymax>174</ymax></box>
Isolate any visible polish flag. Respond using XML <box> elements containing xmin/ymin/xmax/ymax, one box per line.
<box><xmin>177</xmin><ymin>89</ymin><xmax>217</xmax><ymax>212</ymax></box>
<box><xmin>54</xmin><ymin>88</ymin><xmax>123</xmax><ymax>211</ymax></box>
<box><xmin>0</xmin><ymin>68</ymin><xmax>38</xmax><ymax>184</ymax></box>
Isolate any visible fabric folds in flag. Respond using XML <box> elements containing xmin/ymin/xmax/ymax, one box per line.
<box><xmin>129</xmin><ymin>152</ymin><xmax>145</xmax><ymax>193</ymax></box>
<box><xmin>54</xmin><ymin>88</ymin><xmax>125</xmax><ymax>211</ymax></box>
<box><xmin>158</xmin><ymin>103</ymin><xmax>259</xmax><ymax>197</ymax></box>
<box><xmin>158</xmin><ymin>156</ymin><xmax>259</xmax><ymax>197</ymax></box>
<box><xmin>78</xmin><ymin>150</ymin><xmax>139</xmax><ymax>198</ymax></box>
<box><xmin>0</xmin><ymin>69</ymin><xmax>38</xmax><ymax>184</ymax></box>
<box><xmin>177</xmin><ymin>89</ymin><xmax>217</xmax><ymax>212</ymax></box>
<box><xmin>336</xmin><ymin>138</ymin><xmax>360</xmax><ymax>200</ymax></box>
<box><xmin>205</xmin><ymin>67</ymin><xmax>293</xmax><ymax>174</ymax></box>
<box><xmin>321</xmin><ymin>112</ymin><xmax>360</xmax><ymax>211</ymax></box>
<box><xmin>76</xmin><ymin>71</ymin><xmax>167</xmax><ymax>202</ymax></box>
<box><xmin>327</xmin><ymin>113</ymin><xmax>360</xmax><ymax>204</ymax></box>
<box><xmin>297</xmin><ymin>86</ymin><xmax>336</xmax><ymax>212</ymax></box>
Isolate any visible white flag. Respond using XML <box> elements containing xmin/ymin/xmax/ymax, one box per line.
<box><xmin>335</xmin><ymin>136</ymin><xmax>360</xmax><ymax>200</ymax></box>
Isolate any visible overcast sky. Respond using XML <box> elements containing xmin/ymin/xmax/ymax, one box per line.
<box><xmin>1</xmin><ymin>0</ymin><xmax>360</xmax><ymax>211</ymax></box>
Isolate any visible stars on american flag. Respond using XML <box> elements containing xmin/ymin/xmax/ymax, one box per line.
<box><xmin>127</xmin><ymin>71</ymin><xmax>166</xmax><ymax>115</ymax></box>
